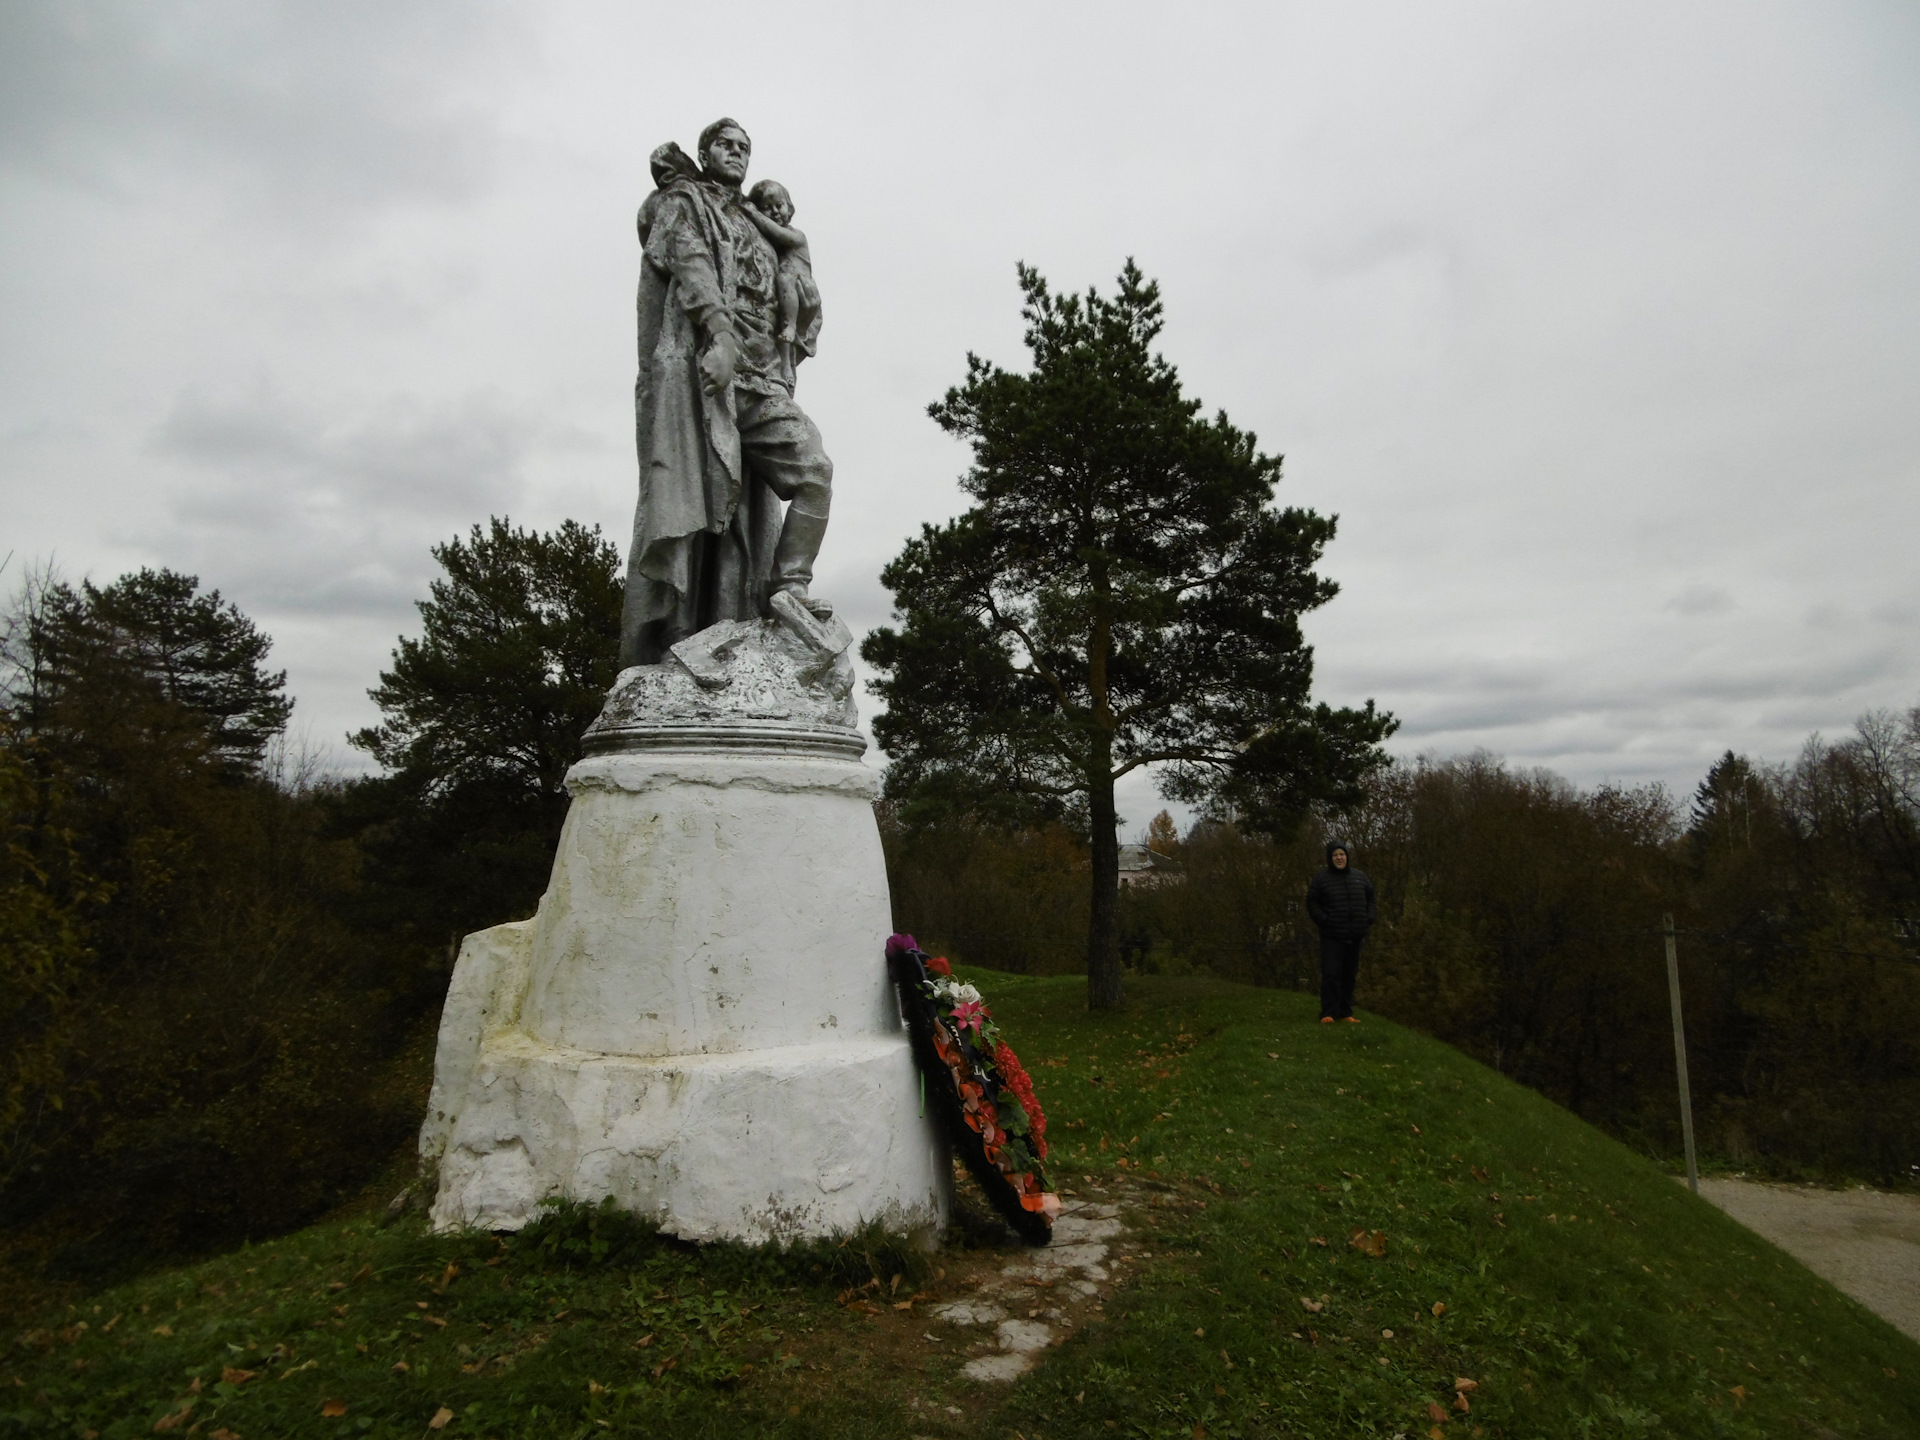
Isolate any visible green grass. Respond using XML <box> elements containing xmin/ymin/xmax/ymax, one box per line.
<box><xmin>5</xmin><ymin>973</ymin><xmax>1917</xmax><ymax>1438</ymax></box>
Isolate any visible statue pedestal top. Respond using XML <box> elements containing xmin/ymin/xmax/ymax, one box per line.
<box><xmin>587</xmin><ymin>613</ymin><xmax>861</xmax><ymax>758</ymax></box>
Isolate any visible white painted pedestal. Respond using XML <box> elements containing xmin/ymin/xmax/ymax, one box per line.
<box><xmin>419</xmin><ymin>715</ymin><xmax>949</xmax><ymax>1243</ymax></box>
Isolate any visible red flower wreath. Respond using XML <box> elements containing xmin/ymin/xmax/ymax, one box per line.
<box><xmin>992</xmin><ymin>1041</ymin><xmax>1047</xmax><ymax>1160</ymax></box>
<box><xmin>885</xmin><ymin>935</ymin><xmax>1060</xmax><ymax>1234</ymax></box>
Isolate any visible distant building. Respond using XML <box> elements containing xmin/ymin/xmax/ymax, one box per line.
<box><xmin>1117</xmin><ymin>843</ymin><xmax>1183</xmax><ymax>890</ymax></box>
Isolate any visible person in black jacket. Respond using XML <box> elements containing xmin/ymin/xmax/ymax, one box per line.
<box><xmin>1305</xmin><ymin>837</ymin><xmax>1376</xmax><ymax>1023</ymax></box>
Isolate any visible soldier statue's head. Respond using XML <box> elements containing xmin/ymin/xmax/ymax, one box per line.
<box><xmin>698</xmin><ymin>118</ymin><xmax>750</xmax><ymax>187</ymax></box>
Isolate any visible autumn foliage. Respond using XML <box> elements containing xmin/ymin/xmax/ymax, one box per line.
<box><xmin>885</xmin><ymin>712</ymin><xmax>1920</xmax><ymax>1183</ymax></box>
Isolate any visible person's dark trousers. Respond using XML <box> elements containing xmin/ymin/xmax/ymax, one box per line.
<box><xmin>1318</xmin><ymin>933</ymin><xmax>1364</xmax><ymax>1019</ymax></box>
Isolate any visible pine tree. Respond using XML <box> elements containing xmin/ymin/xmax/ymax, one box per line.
<box><xmin>347</xmin><ymin>518</ymin><xmax>623</xmax><ymax>936</ymax></box>
<box><xmin>863</xmin><ymin>263</ymin><xmax>1394</xmax><ymax>1009</ymax></box>
<box><xmin>16</xmin><ymin>568</ymin><xmax>290</xmax><ymax>773</ymax></box>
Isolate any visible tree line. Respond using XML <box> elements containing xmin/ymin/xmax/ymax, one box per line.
<box><xmin>885</xmin><ymin>720</ymin><xmax>1920</xmax><ymax>1183</ymax></box>
<box><xmin>0</xmin><ymin>521</ymin><xmax>623</xmax><ymax>1281</ymax></box>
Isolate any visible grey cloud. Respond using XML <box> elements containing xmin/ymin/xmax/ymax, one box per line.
<box><xmin>147</xmin><ymin>384</ymin><xmax>540</xmax><ymax>615</ymax></box>
<box><xmin>155</xmin><ymin>385</ymin><xmax>532</xmax><ymax>511</ymax></box>
<box><xmin>1871</xmin><ymin>599</ymin><xmax>1920</xmax><ymax>626</ymax></box>
<box><xmin>1664</xmin><ymin>583</ymin><xmax>1734</xmax><ymax>616</ymax></box>
<box><xmin>0</xmin><ymin>1</ymin><xmax>516</xmax><ymax>221</ymax></box>
<box><xmin>1303</xmin><ymin>222</ymin><xmax>1466</xmax><ymax>287</ymax></box>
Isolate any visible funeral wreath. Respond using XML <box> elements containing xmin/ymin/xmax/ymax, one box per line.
<box><xmin>885</xmin><ymin>934</ymin><xmax>1061</xmax><ymax>1244</ymax></box>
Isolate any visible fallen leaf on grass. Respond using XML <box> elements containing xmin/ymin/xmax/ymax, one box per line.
<box><xmin>1730</xmin><ymin>1385</ymin><xmax>1747</xmax><ymax>1409</ymax></box>
<box><xmin>1348</xmin><ymin>1229</ymin><xmax>1388</xmax><ymax>1257</ymax></box>
<box><xmin>588</xmin><ymin>1380</ymin><xmax>606</xmax><ymax>1395</ymax></box>
<box><xmin>219</xmin><ymin>1368</ymin><xmax>255</xmax><ymax>1386</ymax></box>
<box><xmin>1309</xmin><ymin>1236</ymin><xmax>1328</xmax><ymax>1248</ymax></box>
<box><xmin>1431</xmin><ymin>1301</ymin><xmax>1447</xmax><ymax>1317</ymax></box>
<box><xmin>320</xmin><ymin>1399</ymin><xmax>346</xmax><ymax>1418</ymax></box>
<box><xmin>427</xmin><ymin>1407</ymin><xmax>455</xmax><ymax>1430</ymax></box>
<box><xmin>153</xmin><ymin>1403</ymin><xmax>194</xmax><ymax>1432</ymax></box>
<box><xmin>151</xmin><ymin>1325</ymin><xmax>173</xmax><ymax>1337</ymax></box>
<box><xmin>209</xmin><ymin>1430</ymin><xmax>240</xmax><ymax>1440</ymax></box>
<box><xmin>1410</xmin><ymin>1125</ymin><xmax>1421</xmax><ymax>1136</ymax></box>
<box><xmin>1428</xmin><ymin>1428</ymin><xmax>1444</xmax><ymax>1440</ymax></box>
<box><xmin>1470</xmin><ymin>1166</ymin><xmax>1490</xmax><ymax>1182</ymax></box>
<box><xmin>650</xmin><ymin>1358</ymin><xmax>678</xmax><ymax>1379</ymax></box>
<box><xmin>1454</xmin><ymin>1377</ymin><xmax>1477</xmax><ymax>1391</ymax></box>
<box><xmin>635</xmin><ymin>1334</ymin><xmax>654</xmax><ymax>1349</ymax></box>
<box><xmin>1453</xmin><ymin>1393</ymin><xmax>1471</xmax><ymax>1412</ymax></box>
<box><xmin>1492</xmin><ymin>1213</ymin><xmax>1506</xmax><ymax>1228</ymax></box>
<box><xmin>1300</xmin><ymin>1297</ymin><xmax>1323</xmax><ymax>1314</ymax></box>
<box><xmin>893</xmin><ymin>1300</ymin><xmax>914</xmax><ymax>1311</ymax></box>
<box><xmin>1427</xmin><ymin>1402</ymin><xmax>1447</xmax><ymax>1422</ymax></box>
<box><xmin>392</xmin><ymin>1362</ymin><xmax>409</xmax><ymax>1373</ymax></box>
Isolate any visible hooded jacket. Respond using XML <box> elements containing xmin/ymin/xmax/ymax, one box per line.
<box><xmin>1305</xmin><ymin>838</ymin><xmax>1377</xmax><ymax>941</ymax></box>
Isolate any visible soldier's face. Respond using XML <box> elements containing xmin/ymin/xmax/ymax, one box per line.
<box><xmin>705</xmin><ymin>128</ymin><xmax>750</xmax><ymax>184</ymax></box>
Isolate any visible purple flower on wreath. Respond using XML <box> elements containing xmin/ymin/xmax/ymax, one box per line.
<box><xmin>950</xmin><ymin>999</ymin><xmax>989</xmax><ymax>1035</ymax></box>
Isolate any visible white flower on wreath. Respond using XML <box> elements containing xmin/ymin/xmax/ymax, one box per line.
<box><xmin>954</xmin><ymin>983</ymin><xmax>982</xmax><ymax>1005</ymax></box>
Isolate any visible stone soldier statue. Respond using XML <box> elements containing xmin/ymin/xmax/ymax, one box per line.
<box><xmin>619</xmin><ymin>118</ymin><xmax>835</xmax><ymax>668</ymax></box>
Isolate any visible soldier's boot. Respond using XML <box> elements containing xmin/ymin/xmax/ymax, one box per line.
<box><xmin>770</xmin><ymin>501</ymin><xmax>833</xmax><ymax>619</ymax></box>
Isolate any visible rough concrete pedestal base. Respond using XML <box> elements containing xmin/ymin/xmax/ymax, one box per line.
<box><xmin>419</xmin><ymin>674</ymin><xmax>948</xmax><ymax>1243</ymax></box>
<box><xmin>430</xmin><ymin>1028</ymin><xmax>940</xmax><ymax>1243</ymax></box>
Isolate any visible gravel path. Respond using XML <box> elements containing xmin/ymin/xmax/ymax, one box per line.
<box><xmin>1695</xmin><ymin>1177</ymin><xmax>1920</xmax><ymax>1341</ymax></box>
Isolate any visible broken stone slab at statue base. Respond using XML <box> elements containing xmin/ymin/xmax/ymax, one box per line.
<box><xmin>419</xmin><ymin>615</ymin><xmax>949</xmax><ymax>1244</ymax></box>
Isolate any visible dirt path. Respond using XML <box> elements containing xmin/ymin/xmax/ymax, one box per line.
<box><xmin>1694</xmin><ymin>1177</ymin><xmax>1920</xmax><ymax>1342</ymax></box>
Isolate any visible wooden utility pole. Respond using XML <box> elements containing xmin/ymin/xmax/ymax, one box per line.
<box><xmin>1664</xmin><ymin>913</ymin><xmax>1700</xmax><ymax>1195</ymax></box>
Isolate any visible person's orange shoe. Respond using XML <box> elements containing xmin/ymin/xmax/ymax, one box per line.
<box><xmin>1319</xmin><ymin>1017</ymin><xmax>1334</xmax><ymax>1024</ymax></box>
<box><xmin>1344</xmin><ymin>1016</ymin><xmax>1360</xmax><ymax>1024</ymax></box>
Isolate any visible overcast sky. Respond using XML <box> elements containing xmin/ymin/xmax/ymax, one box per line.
<box><xmin>4</xmin><ymin>1</ymin><xmax>1917</xmax><ymax>830</ymax></box>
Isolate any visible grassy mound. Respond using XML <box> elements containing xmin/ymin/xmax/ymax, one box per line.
<box><xmin>4</xmin><ymin>974</ymin><xmax>1915</xmax><ymax>1438</ymax></box>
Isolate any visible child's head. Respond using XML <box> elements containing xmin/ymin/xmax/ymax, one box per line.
<box><xmin>748</xmin><ymin>179</ymin><xmax>793</xmax><ymax>225</ymax></box>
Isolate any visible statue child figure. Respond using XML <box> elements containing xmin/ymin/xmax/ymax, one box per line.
<box><xmin>743</xmin><ymin>179</ymin><xmax>822</xmax><ymax>388</ymax></box>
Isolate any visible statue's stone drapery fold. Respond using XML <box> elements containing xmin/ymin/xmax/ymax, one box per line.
<box><xmin>619</xmin><ymin>144</ymin><xmax>833</xmax><ymax>670</ymax></box>
<box><xmin>621</xmin><ymin>178</ymin><xmax>781</xmax><ymax>667</ymax></box>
